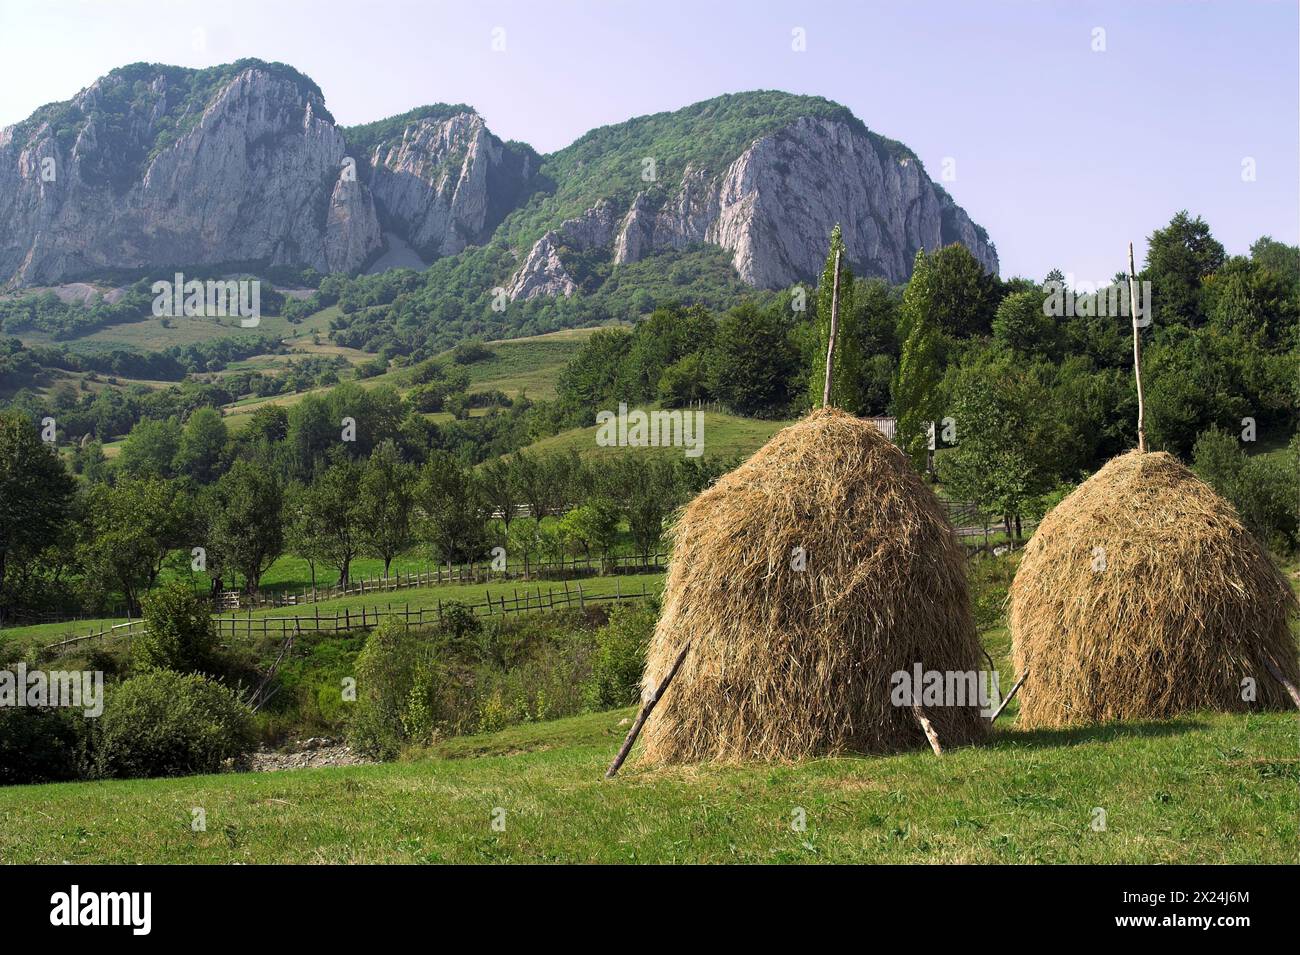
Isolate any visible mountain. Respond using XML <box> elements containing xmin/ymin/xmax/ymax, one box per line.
<box><xmin>0</xmin><ymin>62</ymin><xmax>997</xmax><ymax>293</ymax></box>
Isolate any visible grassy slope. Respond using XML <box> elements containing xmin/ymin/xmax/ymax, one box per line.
<box><xmin>1</xmin><ymin>702</ymin><xmax>1293</xmax><ymax>863</ymax></box>
<box><xmin>217</xmin><ymin>325</ymin><xmax>608</xmax><ymax>431</ymax></box>
<box><xmin>518</xmin><ymin>410</ymin><xmax>790</xmax><ymax>463</ymax></box>
<box><xmin>0</xmin><ymin>573</ymin><xmax>666</xmax><ymax>651</ymax></box>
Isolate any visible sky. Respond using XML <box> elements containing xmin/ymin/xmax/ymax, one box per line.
<box><xmin>0</xmin><ymin>0</ymin><xmax>1295</xmax><ymax>283</ymax></box>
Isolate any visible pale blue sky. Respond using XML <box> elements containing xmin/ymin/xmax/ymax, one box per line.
<box><xmin>1</xmin><ymin>0</ymin><xmax>1295</xmax><ymax>283</ymax></box>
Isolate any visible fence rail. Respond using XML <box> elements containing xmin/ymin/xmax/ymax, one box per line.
<box><xmin>225</xmin><ymin>552</ymin><xmax>668</xmax><ymax>610</ymax></box>
<box><xmin>41</xmin><ymin>580</ymin><xmax>656</xmax><ymax>657</ymax></box>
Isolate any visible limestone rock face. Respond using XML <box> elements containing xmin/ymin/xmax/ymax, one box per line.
<box><xmin>0</xmin><ymin>65</ymin><xmax>383</xmax><ymax>286</ymax></box>
<box><xmin>364</xmin><ymin>113</ymin><xmax>535</xmax><ymax>259</ymax></box>
<box><xmin>508</xmin><ymin>115</ymin><xmax>997</xmax><ymax>297</ymax></box>
<box><xmin>505</xmin><ymin>232</ymin><xmax>575</xmax><ymax>300</ymax></box>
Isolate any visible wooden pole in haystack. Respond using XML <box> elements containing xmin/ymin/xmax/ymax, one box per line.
<box><xmin>605</xmin><ymin>641</ymin><xmax>691</xmax><ymax>778</ymax></box>
<box><xmin>911</xmin><ymin>702</ymin><xmax>943</xmax><ymax>756</ymax></box>
<box><xmin>821</xmin><ymin>249</ymin><xmax>842</xmax><ymax>408</ymax></box>
<box><xmin>1127</xmin><ymin>242</ymin><xmax>1147</xmax><ymax>453</ymax></box>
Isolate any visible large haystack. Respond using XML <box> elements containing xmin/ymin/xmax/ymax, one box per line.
<box><xmin>1010</xmin><ymin>450</ymin><xmax>1299</xmax><ymax>727</ymax></box>
<box><xmin>638</xmin><ymin>408</ymin><xmax>989</xmax><ymax>764</ymax></box>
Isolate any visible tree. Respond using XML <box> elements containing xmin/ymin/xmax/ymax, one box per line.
<box><xmin>992</xmin><ymin>289</ymin><xmax>1058</xmax><ymax>357</ymax></box>
<box><xmin>358</xmin><ymin>440</ymin><xmax>416</xmax><ymax>577</ymax></box>
<box><xmin>135</xmin><ymin>581</ymin><xmax>217</xmax><ymax>673</ymax></box>
<box><xmin>417</xmin><ymin>452</ymin><xmax>485</xmax><ymax>566</ymax></box>
<box><xmin>807</xmin><ymin>225</ymin><xmax>866</xmax><ymax>412</ymax></box>
<box><xmin>711</xmin><ymin>302</ymin><xmax>798</xmax><ymax>416</ymax></box>
<box><xmin>558</xmin><ymin>497</ymin><xmax>620</xmax><ymax>564</ymax></box>
<box><xmin>938</xmin><ymin>359</ymin><xmax>1073</xmax><ymax>537</ymax></box>
<box><xmin>0</xmin><ymin>411</ymin><xmax>76</xmax><ymax>610</ymax></box>
<box><xmin>208</xmin><ymin>459</ymin><xmax>284</xmax><ymax>594</ymax></box>
<box><xmin>894</xmin><ymin>250</ymin><xmax>945</xmax><ymax>468</ymax></box>
<box><xmin>175</xmin><ymin>406</ymin><xmax>227</xmax><ymax>483</ymax></box>
<box><xmin>478</xmin><ymin>458</ymin><xmax>519</xmax><ymax>533</ymax></box>
<box><xmin>298</xmin><ymin>456</ymin><xmax>365</xmax><ymax>585</ymax></box>
<box><xmin>80</xmin><ymin>478</ymin><xmax>189</xmax><ymax>615</ymax></box>
<box><xmin>926</xmin><ymin>243</ymin><xmax>999</xmax><ymax>337</ymax></box>
<box><xmin>1144</xmin><ymin>210</ymin><xmax>1226</xmax><ymax>327</ymax></box>
<box><xmin>116</xmin><ymin>417</ymin><xmax>181</xmax><ymax>479</ymax></box>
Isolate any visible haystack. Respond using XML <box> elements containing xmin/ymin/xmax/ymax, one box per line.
<box><xmin>1009</xmin><ymin>449</ymin><xmax>1299</xmax><ymax>727</ymax></box>
<box><xmin>637</xmin><ymin>407</ymin><xmax>989</xmax><ymax>764</ymax></box>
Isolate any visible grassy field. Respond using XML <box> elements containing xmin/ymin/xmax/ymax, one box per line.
<box><xmin>2</xmin><ymin>564</ymin><xmax>1296</xmax><ymax>863</ymax></box>
<box><xmin>0</xmin><ymin>572</ymin><xmax>666</xmax><ymax>652</ymax></box>
<box><xmin>1</xmin><ymin>703</ymin><xmax>1293</xmax><ymax>863</ymax></box>
<box><xmin>518</xmin><ymin>410</ymin><xmax>791</xmax><ymax>463</ymax></box>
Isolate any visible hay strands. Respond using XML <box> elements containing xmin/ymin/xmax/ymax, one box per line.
<box><xmin>606</xmin><ymin>641</ymin><xmax>692</xmax><ymax>778</ymax></box>
<box><xmin>911</xmin><ymin>703</ymin><xmax>943</xmax><ymax>756</ymax></box>
<box><xmin>1262</xmin><ymin>656</ymin><xmax>1300</xmax><ymax>711</ymax></box>
<box><xmin>988</xmin><ymin>668</ymin><xmax>1028</xmax><ymax>723</ymax></box>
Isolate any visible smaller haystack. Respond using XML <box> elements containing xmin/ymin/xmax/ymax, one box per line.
<box><xmin>637</xmin><ymin>408</ymin><xmax>989</xmax><ymax>764</ymax></box>
<box><xmin>1010</xmin><ymin>450</ymin><xmax>1299</xmax><ymax>727</ymax></box>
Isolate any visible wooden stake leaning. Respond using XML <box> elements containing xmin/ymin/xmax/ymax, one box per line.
<box><xmin>1127</xmin><ymin>241</ymin><xmax>1147</xmax><ymax>453</ymax></box>
<box><xmin>605</xmin><ymin>641</ymin><xmax>691</xmax><ymax>778</ymax></box>
<box><xmin>911</xmin><ymin>702</ymin><xmax>943</xmax><ymax>756</ymax></box>
<box><xmin>988</xmin><ymin>669</ymin><xmax>1028</xmax><ymax>723</ymax></box>
<box><xmin>1261</xmin><ymin>656</ymin><xmax>1300</xmax><ymax>710</ymax></box>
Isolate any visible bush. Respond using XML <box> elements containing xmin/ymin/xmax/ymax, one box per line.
<box><xmin>135</xmin><ymin>582</ymin><xmax>217</xmax><ymax>674</ymax></box>
<box><xmin>583</xmin><ymin>601</ymin><xmax>657</xmax><ymax>709</ymax></box>
<box><xmin>0</xmin><ymin>707</ymin><xmax>85</xmax><ymax>785</ymax></box>
<box><xmin>92</xmin><ymin>670</ymin><xmax>255</xmax><ymax>779</ymax></box>
<box><xmin>1194</xmin><ymin>428</ymin><xmax>1299</xmax><ymax>552</ymax></box>
<box><xmin>348</xmin><ymin>619</ymin><xmax>441</xmax><ymax>758</ymax></box>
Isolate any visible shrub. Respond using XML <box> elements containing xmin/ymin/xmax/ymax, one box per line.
<box><xmin>92</xmin><ymin>670</ymin><xmax>255</xmax><ymax>779</ymax></box>
<box><xmin>348</xmin><ymin>619</ymin><xmax>441</xmax><ymax>758</ymax></box>
<box><xmin>583</xmin><ymin>601</ymin><xmax>657</xmax><ymax>709</ymax></box>
<box><xmin>135</xmin><ymin>581</ymin><xmax>217</xmax><ymax>674</ymax></box>
<box><xmin>0</xmin><ymin>707</ymin><xmax>85</xmax><ymax>785</ymax></box>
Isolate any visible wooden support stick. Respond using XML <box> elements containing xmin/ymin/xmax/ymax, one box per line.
<box><xmin>606</xmin><ymin>641</ymin><xmax>691</xmax><ymax>778</ymax></box>
<box><xmin>911</xmin><ymin>702</ymin><xmax>943</xmax><ymax>756</ymax></box>
<box><xmin>1262</xmin><ymin>656</ymin><xmax>1300</xmax><ymax>710</ymax></box>
<box><xmin>988</xmin><ymin>669</ymin><xmax>1028</xmax><ymax>722</ymax></box>
<box><xmin>821</xmin><ymin>248</ymin><xmax>842</xmax><ymax>408</ymax></box>
<box><xmin>1127</xmin><ymin>242</ymin><xmax>1147</xmax><ymax>453</ymax></box>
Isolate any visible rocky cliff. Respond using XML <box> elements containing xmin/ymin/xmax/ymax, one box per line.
<box><xmin>360</xmin><ymin>111</ymin><xmax>537</xmax><ymax>260</ymax></box>
<box><xmin>0</xmin><ymin>61</ymin><xmax>383</xmax><ymax>286</ymax></box>
<box><xmin>509</xmin><ymin>114</ymin><xmax>997</xmax><ymax>299</ymax></box>
<box><xmin>1</xmin><ymin>68</ymin><xmax>997</xmax><ymax>298</ymax></box>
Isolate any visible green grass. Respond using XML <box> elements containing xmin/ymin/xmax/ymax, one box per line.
<box><xmin>518</xmin><ymin>410</ymin><xmax>790</xmax><ymax>463</ymax></box>
<box><xmin>0</xmin><ymin>572</ymin><xmax>666</xmax><ymax>652</ymax></box>
<box><xmin>2</xmin><ymin>558</ymin><xmax>1296</xmax><ymax>863</ymax></box>
<box><xmin>1</xmin><ymin>705</ymin><xmax>1293</xmax><ymax>863</ymax></box>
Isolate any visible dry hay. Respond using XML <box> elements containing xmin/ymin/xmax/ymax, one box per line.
<box><xmin>1009</xmin><ymin>449</ymin><xmax>1299</xmax><ymax>727</ymax></box>
<box><xmin>638</xmin><ymin>408</ymin><xmax>989</xmax><ymax>764</ymax></box>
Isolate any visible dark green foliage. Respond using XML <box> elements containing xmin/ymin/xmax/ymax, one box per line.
<box><xmin>92</xmin><ymin>669</ymin><xmax>255</xmax><ymax>779</ymax></box>
<box><xmin>582</xmin><ymin>601</ymin><xmax>658</xmax><ymax>710</ymax></box>
<box><xmin>135</xmin><ymin>581</ymin><xmax>218</xmax><ymax>673</ymax></box>
<box><xmin>711</xmin><ymin>301</ymin><xmax>799</xmax><ymax>416</ymax></box>
<box><xmin>0</xmin><ymin>707</ymin><xmax>85</xmax><ymax>785</ymax></box>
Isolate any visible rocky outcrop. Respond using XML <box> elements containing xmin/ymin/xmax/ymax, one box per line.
<box><xmin>505</xmin><ymin>232</ymin><xmax>575</xmax><ymax>300</ymax></box>
<box><xmin>364</xmin><ymin>113</ymin><xmax>535</xmax><ymax>259</ymax></box>
<box><xmin>515</xmin><ymin>115</ymin><xmax>998</xmax><ymax>296</ymax></box>
<box><xmin>0</xmin><ymin>65</ymin><xmax>383</xmax><ymax>287</ymax></box>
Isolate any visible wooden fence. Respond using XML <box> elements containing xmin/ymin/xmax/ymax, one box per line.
<box><xmin>41</xmin><ymin>579</ymin><xmax>656</xmax><ymax>657</ymax></box>
<box><xmin>226</xmin><ymin>552</ymin><xmax>669</xmax><ymax>610</ymax></box>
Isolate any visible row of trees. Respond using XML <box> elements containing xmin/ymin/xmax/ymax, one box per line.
<box><xmin>0</xmin><ymin>409</ymin><xmax>722</xmax><ymax>618</ymax></box>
